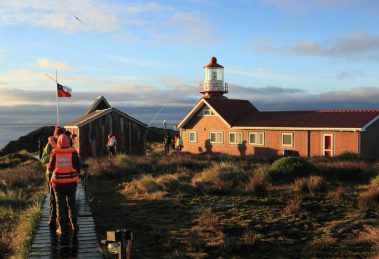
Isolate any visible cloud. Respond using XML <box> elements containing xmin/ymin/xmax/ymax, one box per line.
<box><xmin>262</xmin><ymin>0</ymin><xmax>359</xmax><ymax>12</ymax></box>
<box><xmin>36</xmin><ymin>58</ymin><xmax>73</xmax><ymax>71</ymax></box>
<box><xmin>0</xmin><ymin>1</ymin><xmax>215</xmax><ymax>43</ymax></box>
<box><xmin>0</xmin><ymin>0</ymin><xmax>119</xmax><ymax>33</ymax></box>
<box><xmin>252</xmin><ymin>33</ymin><xmax>379</xmax><ymax>61</ymax></box>
<box><xmin>293</xmin><ymin>34</ymin><xmax>379</xmax><ymax>58</ymax></box>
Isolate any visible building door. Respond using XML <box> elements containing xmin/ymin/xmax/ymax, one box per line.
<box><xmin>323</xmin><ymin>134</ymin><xmax>333</xmax><ymax>157</ymax></box>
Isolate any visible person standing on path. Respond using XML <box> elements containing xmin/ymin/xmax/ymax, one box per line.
<box><xmin>49</xmin><ymin>134</ymin><xmax>81</xmax><ymax>236</ymax></box>
<box><xmin>164</xmin><ymin>135</ymin><xmax>171</xmax><ymax>156</ymax></box>
<box><xmin>40</xmin><ymin>136</ymin><xmax>57</xmax><ymax>227</ymax></box>
<box><xmin>106</xmin><ymin>134</ymin><xmax>117</xmax><ymax>158</ymax></box>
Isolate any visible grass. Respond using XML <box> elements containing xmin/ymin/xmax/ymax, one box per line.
<box><xmin>85</xmin><ymin>145</ymin><xmax>379</xmax><ymax>258</ymax></box>
<box><xmin>0</xmin><ymin>156</ymin><xmax>45</xmax><ymax>259</ymax></box>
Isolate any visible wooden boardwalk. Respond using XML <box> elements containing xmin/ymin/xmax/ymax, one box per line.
<box><xmin>29</xmin><ymin>182</ymin><xmax>102</xmax><ymax>259</ymax></box>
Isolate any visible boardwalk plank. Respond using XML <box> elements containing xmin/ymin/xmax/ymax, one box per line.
<box><xmin>28</xmin><ymin>182</ymin><xmax>102</xmax><ymax>259</ymax></box>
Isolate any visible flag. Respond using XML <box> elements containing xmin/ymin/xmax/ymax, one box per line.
<box><xmin>57</xmin><ymin>83</ymin><xmax>72</xmax><ymax>97</ymax></box>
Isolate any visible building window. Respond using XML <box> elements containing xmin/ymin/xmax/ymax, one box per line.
<box><xmin>229</xmin><ymin>132</ymin><xmax>243</xmax><ymax>144</ymax></box>
<box><xmin>189</xmin><ymin>131</ymin><xmax>197</xmax><ymax>143</ymax></box>
<box><xmin>199</xmin><ymin>106</ymin><xmax>215</xmax><ymax>116</ymax></box>
<box><xmin>249</xmin><ymin>132</ymin><xmax>264</xmax><ymax>145</ymax></box>
<box><xmin>210</xmin><ymin>131</ymin><xmax>223</xmax><ymax>143</ymax></box>
<box><xmin>323</xmin><ymin>134</ymin><xmax>333</xmax><ymax>157</ymax></box>
<box><xmin>282</xmin><ymin>133</ymin><xmax>293</xmax><ymax>146</ymax></box>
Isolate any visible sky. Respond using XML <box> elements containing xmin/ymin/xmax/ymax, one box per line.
<box><xmin>0</xmin><ymin>0</ymin><xmax>379</xmax><ymax>127</ymax></box>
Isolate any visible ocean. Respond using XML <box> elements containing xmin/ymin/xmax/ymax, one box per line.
<box><xmin>0</xmin><ymin>125</ymin><xmax>43</xmax><ymax>149</ymax></box>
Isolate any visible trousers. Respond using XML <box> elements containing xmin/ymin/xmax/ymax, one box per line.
<box><xmin>53</xmin><ymin>183</ymin><xmax>77</xmax><ymax>233</ymax></box>
<box><xmin>46</xmin><ymin>174</ymin><xmax>57</xmax><ymax>223</ymax></box>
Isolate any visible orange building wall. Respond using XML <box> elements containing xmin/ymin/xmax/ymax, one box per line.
<box><xmin>361</xmin><ymin>118</ymin><xmax>379</xmax><ymax>160</ymax></box>
<box><xmin>181</xmin><ymin>114</ymin><xmax>361</xmax><ymax>158</ymax></box>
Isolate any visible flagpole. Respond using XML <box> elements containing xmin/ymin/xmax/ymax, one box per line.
<box><xmin>56</xmin><ymin>70</ymin><xmax>60</xmax><ymax>126</ymax></box>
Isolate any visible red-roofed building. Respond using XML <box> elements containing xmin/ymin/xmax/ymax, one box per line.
<box><xmin>177</xmin><ymin>57</ymin><xmax>379</xmax><ymax>159</ymax></box>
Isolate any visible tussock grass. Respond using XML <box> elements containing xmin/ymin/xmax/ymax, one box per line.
<box><xmin>0</xmin><ymin>159</ymin><xmax>45</xmax><ymax>259</ymax></box>
<box><xmin>197</xmin><ymin>208</ymin><xmax>219</xmax><ymax>227</ymax></box>
<box><xmin>317</xmin><ymin>161</ymin><xmax>374</xmax><ymax>182</ymax></box>
<box><xmin>359</xmin><ymin>187</ymin><xmax>379</xmax><ymax>210</ymax></box>
<box><xmin>283</xmin><ymin>197</ymin><xmax>302</xmax><ymax>215</ymax></box>
<box><xmin>292</xmin><ymin>176</ymin><xmax>328</xmax><ymax>194</ymax></box>
<box><xmin>360</xmin><ymin>226</ymin><xmax>379</xmax><ymax>253</ymax></box>
<box><xmin>192</xmin><ymin>162</ymin><xmax>252</xmax><ymax>194</ymax></box>
<box><xmin>245</xmin><ymin>177</ymin><xmax>267</xmax><ymax>196</ymax></box>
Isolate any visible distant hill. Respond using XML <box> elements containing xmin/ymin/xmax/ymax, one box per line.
<box><xmin>0</xmin><ymin>125</ymin><xmax>177</xmax><ymax>156</ymax></box>
<box><xmin>0</xmin><ymin>126</ymin><xmax>54</xmax><ymax>156</ymax></box>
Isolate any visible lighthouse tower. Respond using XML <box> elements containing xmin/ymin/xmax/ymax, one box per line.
<box><xmin>200</xmin><ymin>57</ymin><xmax>228</xmax><ymax>99</ymax></box>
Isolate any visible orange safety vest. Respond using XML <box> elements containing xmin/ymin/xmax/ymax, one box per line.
<box><xmin>51</xmin><ymin>147</ymin><xmax>79</xmax><ymax>184</ymax></box>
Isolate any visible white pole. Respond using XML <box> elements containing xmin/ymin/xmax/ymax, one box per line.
<box><xmin>56</xmin><ymin>70</ymin><xmax>60</xmax><ymax>126</ymax></box>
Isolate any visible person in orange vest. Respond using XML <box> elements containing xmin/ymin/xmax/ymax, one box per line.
<box><xmin>49</xmin><ymin>134</ymin><xmax>81</xmax><ymax>236</ymax></box>
<box><xmin>106</xmin><ymin>134</ymin><xmax>117</xmax><ymax>157</ymax></box>
<box><xmin>40</xmin><ymin>136</ymin><xmax>57</xmax><ymax>227</ymax></box>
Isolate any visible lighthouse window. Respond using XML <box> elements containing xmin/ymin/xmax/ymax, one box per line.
<box><xmin>212</xmin><ymin>71</ymin><xmax>217</xmax><ymax>80</ymax></box>
<box><xmin>200</xmin><ymin>107</ymin><xmax>215</xmax><ymax>116</ymax></box>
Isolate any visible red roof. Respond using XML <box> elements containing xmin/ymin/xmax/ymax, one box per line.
<box><xmin>235</xmin><ymin>110</ymin><xmax>379</xmax><ymax>128</ymax></box>
<box><xmin>178</xmin><ymin>97</ymin><xmax>379</xmax><ymax>130</ymax></box>
<box><xmin>204</xmin><ymin>57</ymin><xmax>224</xmax><ymax>68</ymax></box>
<box><xmin>204</xmin><ymin>98</ymin><xmax>258</xmax><ymax>125</ymax></box>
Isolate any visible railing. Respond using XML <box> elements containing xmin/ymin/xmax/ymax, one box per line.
<box><xmin>199</xmin><ymin>82</ymin><xmax>228</xmax><ymax>93</ymax></box>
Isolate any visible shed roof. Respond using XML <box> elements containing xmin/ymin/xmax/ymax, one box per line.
<box><xmin>65</xmin><ymin>107</ymin><xmax>147</xmax><ymax>128</ymax></box>
<box><xmin>84</xmin><ymin>96</ymin><xmax>111</xmax><ymax>115</ymax></box>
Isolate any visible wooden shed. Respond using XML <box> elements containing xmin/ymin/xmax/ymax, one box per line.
<box><xmin>65</xmin><ymin>96</ymin><xmax>147</xmax><ymax>159</ymax></box>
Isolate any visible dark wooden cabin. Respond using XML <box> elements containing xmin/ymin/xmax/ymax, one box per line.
<box><xmin>65</xmin><ymin>96</ymin><xmax>147</xmax><ymax>159</ymax></box>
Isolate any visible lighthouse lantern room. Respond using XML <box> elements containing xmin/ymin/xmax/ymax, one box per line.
<box><xmin>200</xmin><ymin>57</ymin><xmax>228</xmax><ymax>98</ymax></box>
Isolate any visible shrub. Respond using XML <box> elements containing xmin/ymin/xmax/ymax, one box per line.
<box><xmin>192</xmin><ymin>162</ymin><xmax>251</xmax><ymax>193</ymax></box>
<box><xmin>268</xmin><ymin>157</ymin><xmax>318</xmax><ymax>182</ymax></box>
<box><xmin>336</xmin><ymin>152</ymin><xmax>360</xmax><ymax>161</ymax></box>
<box><xmin>359</xmin><ymin>187</ymin><xmax>379</xmax><ymax>210</ymax></box>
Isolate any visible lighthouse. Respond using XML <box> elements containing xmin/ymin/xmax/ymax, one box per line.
<box><xmin>200</xmin><ymin>57</ymin><xmax>228</xmax><ymax>99</ymax></box>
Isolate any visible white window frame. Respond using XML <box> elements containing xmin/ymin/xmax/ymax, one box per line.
<box><xmin>322</xmin><ymin>134</ymin><xmax>334</xmax><ymax>157</ymax></box>
<box><xmin>199</xmin><ymin>106</ymin><xmax>215</xmax><ymax>116</ymax></box>
<box><xmin>188</xmin><ymin>131</ymin><xmax>197</xmax><ymax>143</ymax></box>
<box><xmin>210</xmin><ymin>131</ymin><xmax>224</xmax><ymax>144</ymax></box>
<box><xmin>249</xmin><ymin>132</ymin><xmax>265</xmax><ymax>146</ymax></box>
<box><xmin>228</xmin><ymin>132</ymin><xmax>243</xmax><ymax>145</ymax></box>
<box><xmin>282</xmin><ymin>133</ymin><xmax>294</xmax><ymax>147</ymax></box>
